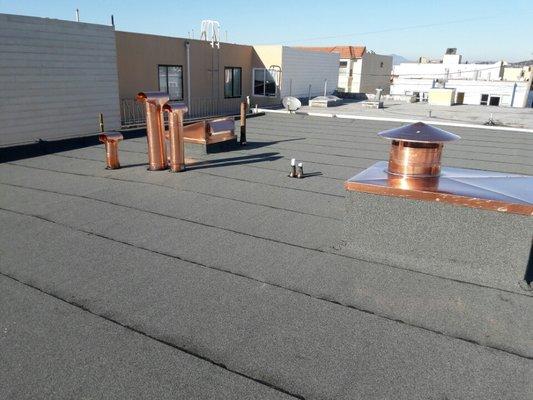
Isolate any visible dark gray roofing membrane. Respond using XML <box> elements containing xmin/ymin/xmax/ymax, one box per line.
<box><xmin>1</xmin><ymin>113</ymin><xmax>532</xmax><ymax>399</ymax></box>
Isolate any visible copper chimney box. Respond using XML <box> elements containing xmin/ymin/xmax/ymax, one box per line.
<box><xmin>136</xmin><ymin>91</ymin><xmax>170</xmax><ymax>170</ymax></box>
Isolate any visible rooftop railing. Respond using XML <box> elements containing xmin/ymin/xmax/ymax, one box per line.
<box><xmin>120</xmin><ymin>97</ymin><xmax>244</xmax><ymax>128</ymax></box>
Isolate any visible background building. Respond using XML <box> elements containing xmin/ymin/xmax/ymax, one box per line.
<box><xmin>251</xmin><ymin>46</ymin><xmax>339</xmax><ymax>101</ymax></box>
<box><xmin>390</xmin><ymin>49</ymin><xmax>532</xmax><ymax>107</ymax></box>
<box><xmin>116</xmin><ymin>36</ymin><xmax>339</xmax><ymax>124</ymax></box>
<box><xmin>300</xmin><ymin>46</ymin><xmax>393</xmax><ymax>94</ymax></box>
<box><xmin>0</xmin><ymin>13</ymin><xmax>121</xmax><ymax>147</ymax></box>
<box><xmin>115</xmin><ymin>31</ymin><xmax>255</xmax><ymax>124</ymax></box>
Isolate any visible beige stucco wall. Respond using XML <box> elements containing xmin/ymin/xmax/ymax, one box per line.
<box><xmin>428</xmin><ymin>88</ymin><xmax>455</xmax><ymax>106</ymax></box>
<box><xmin>250</xmin><ymin>45</ymin><xmax>284</xmax><ymax>106</ymax></box>
<box><xmin>503</xmin><ymin>66</ymin><xmax>533</xmax><ymax>82</ymax></box>
<box><xmin>115</xmin><ymin>31</ymin><xmax>253</xmax><ymax>102</ymax></box>
<box><xmin>359</xmin><ymin>53</ymin><xmax>392</xmax><ymax>94</ymax></box>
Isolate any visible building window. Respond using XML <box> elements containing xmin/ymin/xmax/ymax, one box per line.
<box><xmin>253</xmin><ymin>68</ymin><xmax>277</xmax><ymax>96</ymax></box>
<box><xmin>380</xmin><ymin>62</ymin><xmax>384</xmax><ymax>68</ymax></box>
<box><xmin>224</xmin><ymin>67</ymin><xmax>242</xmax><ymax>98</ymax></box>
<box><xmin>480</xmin><ymin>94</ymin><xmax>489</xmax><ymax>105</ymax></box>
<box><xmin>158</xmin><ymin>65</ymin><xmax>183</xmax><ymax>100</ymax></box>
<box><xmin>339</xmin><ymin>61</ymin><xmax>348</xmax><ymax>68</ymax></box>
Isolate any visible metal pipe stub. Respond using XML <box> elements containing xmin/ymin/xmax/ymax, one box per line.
<box><xmin>136</xmin><ymin>91</ymin><xmax>170</xmax><ymax>171</ymax></box>
<box><xmin>99</xmin><ymin>132</ymin><xmax>123</xmax><ymax>169</ymax></box>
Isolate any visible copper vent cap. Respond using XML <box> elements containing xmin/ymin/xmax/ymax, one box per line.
<box><xmin>136</xmin><ymin>91</ymin><xmax>170</xmax><ymax>106</ymax></box>
<box><xmin>378</xmin><ymin>122</ymin><xmax>460</xmax><ymax>178</ymax></box>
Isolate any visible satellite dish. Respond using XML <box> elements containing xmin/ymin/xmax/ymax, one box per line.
<box><xmin>282</xmin><ymin>96</ymin><xmax>301</xmax><ymax>112</ymax></box>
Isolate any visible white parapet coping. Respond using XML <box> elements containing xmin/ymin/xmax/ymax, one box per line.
<box><xmin>255</xmin><ymin>108</ymin><xmax>533</xmax><ymax>134</ymax></box>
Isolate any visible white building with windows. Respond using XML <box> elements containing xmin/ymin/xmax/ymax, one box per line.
<box><xmin>390</xmin><ymin>49</ymin><xmax>532</xmax><ymax>108</ymax></box>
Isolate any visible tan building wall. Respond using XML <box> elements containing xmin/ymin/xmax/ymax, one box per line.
<box><xmin>359</xmin><ymin>53</ymin><xmax>392</xmax><ymax>94</ymax></box>
<box><xmin>115</xmin><ymin>31</ymin><xmax>253</xmax><ymax>102</ymax></box>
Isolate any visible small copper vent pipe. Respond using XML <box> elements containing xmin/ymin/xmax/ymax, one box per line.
<box><xmin>99</xmin><ymin>132</ymin><xmax>123</xmax><ymax>169</ymax></box>
<box><xmin>163</xmin><ymin>101</ymin><xmax>188</xmax><ymax>172</ymax></box>
<box><xmin>378</xmin><ymin>122</ymin><xmax>460</xmax><ymax>189</ymax></box>
<box><xmin>136</xmin><ymin>91</ymin><xmax>170</xmax><ymax>170</ymax></box>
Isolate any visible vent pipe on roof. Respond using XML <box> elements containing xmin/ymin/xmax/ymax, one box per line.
<box><xmin>163</xmin><ymin>102</ymin><xmax>188</xmax><ymax>172</ymax></box>
<box><xmin>75</xmin><ymin>9</ymin><xmax>80</xmax><ymax>22</ymax></box>
<box><xmin>136</xmin><ymin>91</ymin><xmax>170</xmax><ymax>170</ymax></box>
<box><xmin>378</xmin><ymin>122</ymin><xmax>460</xmax><ymax>190</ymax></box>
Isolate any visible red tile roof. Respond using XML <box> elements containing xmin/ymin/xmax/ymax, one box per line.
<box><xmin>298</xmin><ymin>46</ymin><xmax>366</xmax><ymax>59</ymax></box>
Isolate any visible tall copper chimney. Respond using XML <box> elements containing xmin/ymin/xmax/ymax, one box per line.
<box><xmin>136</xmin><ymin>91</ymin><xmax>169</xmax><ymax>170</ymax></box>
<box><xmin>378</xmin><ymin>122</ymin><xmax>460</xmax><ymax>190</ymax></box>
<box><xmin>163</xmin><ymin>101</ymin><xmax>188</xmax><ymax>172</ymax></box>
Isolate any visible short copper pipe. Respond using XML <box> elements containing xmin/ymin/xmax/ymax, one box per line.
<box><xmin>136</xmin><ymin>91</ymin><xmax>169</xmax><ymax>170</ymax></box>
<box><xmin>99</xmin><ymin>132</ymin><xmax>123</xmax><ymax>169</ymax></box>
<box><xmin>163</xmin><ymin>102</ymin><xmax>188</xmax><ymax>172</ymax></box>
<box><xmin>240</xmin><ymin>101</ymin><xmax>247</xmax><ymax>144</ymax></box>
<box><xmin>387</xmin><ymin>140</ymin><xmax>443</xmax><ymax>177</ymax></box>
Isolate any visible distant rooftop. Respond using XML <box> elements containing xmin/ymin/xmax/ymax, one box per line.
<box><xmin>299</xmin><ymin>45</ymin><xmax>366</xmax><ymax>59</ymax></box>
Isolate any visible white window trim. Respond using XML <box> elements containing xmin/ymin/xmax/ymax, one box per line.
<box><xmin>252</xmin><ymin>68</ymin><xmax>278</xmax><ymax>97</ymax></box>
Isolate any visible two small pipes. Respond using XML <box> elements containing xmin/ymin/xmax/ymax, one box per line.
<box><xmin>288</xmin><ymin>158</ymin><xmax>304</xmax><ymax>179</ymax></box>
<box><xmin>136</xmin><ymin>92</ymin><xmax>189</xmax><ymax>172</ymax></box>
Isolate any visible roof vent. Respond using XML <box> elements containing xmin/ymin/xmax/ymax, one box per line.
<box><xmin>378</xmin><ymin>122</ymin><xmax>460</xmax><ymax>178</ymax></box>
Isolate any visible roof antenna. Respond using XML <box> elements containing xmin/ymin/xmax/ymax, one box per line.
<box><xmin>75</xmin><ymin>9</ymin><xmax>80</xmax><ymax>22</ymax></box>
<box><xmin>200</xmin><ymin>20</ymin><xmax>220</xmax><ymax>48</ymax></box>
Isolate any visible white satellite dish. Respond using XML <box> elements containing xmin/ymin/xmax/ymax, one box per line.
<box><xmin>282</xmin><ymin>96</ymin><xmax>301</xmax><ymax>112</ymax></box>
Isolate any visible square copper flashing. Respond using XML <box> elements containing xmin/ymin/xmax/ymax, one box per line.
<box><xmin>345</xmin><ymin>162</ymin><xmax>533</xmax><ymax>216</ymax></box>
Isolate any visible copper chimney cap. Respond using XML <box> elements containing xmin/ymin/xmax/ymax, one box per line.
<box><xmin>163</xmin><ymin>101</ymin><xmax>189</xmax><ymax>114</ymax></box>
<box><xmin>136</xmin><ymin>91</ymin><xmax>170</xmax><ymax>106</ymax></box>
<box><xmin>378</xmin><ymin>122</ymin><xmax>461</xmax><ymax>143</ymax></box>
<box><xmin>378</xmin><ymin>122</ymin><xmax>460</xmax><ymax>178</ymax></box>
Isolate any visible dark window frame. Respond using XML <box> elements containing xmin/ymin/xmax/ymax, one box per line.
<box><xmin>158</xmin><ymin>64</ymin><xmax>184</xmax><ymax>101</ymax></box>
<box><xmin>224</xmin><ymin>66</ymin><xmax>242</xmax><ymax>98</ymax></box>
<box><xmin>253</xmin><ymin>68</ymin><xmax>277</xmax><ymax>97</ymax></box>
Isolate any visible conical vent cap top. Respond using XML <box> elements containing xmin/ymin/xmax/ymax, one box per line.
<box><xmin>378</xmin><ymin>122</ymin><xmax>461</xmax><ymax>143</ymax></box>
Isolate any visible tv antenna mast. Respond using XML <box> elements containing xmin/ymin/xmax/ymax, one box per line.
<box><xmin>200</xmin><ymin>20</ymin><xmax>220</xmax><ymax>48</ymax></box>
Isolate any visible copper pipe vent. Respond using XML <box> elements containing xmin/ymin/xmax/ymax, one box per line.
<box><xmin>345</xmin><ymin>122</ymin><xmax>533</xmax><ymax>216</ymax></box>
<box><xmin>136</xmin><ymin>91</ymin><xmax>170</xmax><ymax>170</ymax></box>
<box><xmin>99</xmin><ymin>132</ymin><xmax>123</xmax><ymax>169</ymax></box>
<box><xmin>378</xmin><ymin>122</ymin><xmax>460</xmax><ymax>178</ymax></box>
<box><xmin>163</xmin><ymin>101</ymin><xmax>188</xmax><ymax>172</ymax></box>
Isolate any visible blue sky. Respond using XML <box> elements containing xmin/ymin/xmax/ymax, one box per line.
<box><xmin>1</xmin><ymin>0</ymin><xmax>532</xmax><ymax>62</ymax></box>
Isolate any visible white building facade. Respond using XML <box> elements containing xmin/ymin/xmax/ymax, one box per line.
<box><xmin>390</xmin><ymin>50</ymin><xmax>532</xmax><ymax>108</ymax></box>
<box><xmin>252</xmin><ymin>46</ymin><xmax>340</xmax><ymax>101</ymax></box>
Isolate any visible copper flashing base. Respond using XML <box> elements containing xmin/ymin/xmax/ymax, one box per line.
<box><xmin>345</xmin><ymin>162</ymin><xmax>533</xmax><ymax>216</ymax></box>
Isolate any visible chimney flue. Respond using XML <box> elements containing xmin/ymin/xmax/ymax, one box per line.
<box><xmin>136</xmin><ymin>91</ymin><xmax>170</xmax><ymax>170</ymax></box>
<box><xmin>378</xmin><ymin>122</ymin><xmax>460</xmax><ymax>180</ymax></box>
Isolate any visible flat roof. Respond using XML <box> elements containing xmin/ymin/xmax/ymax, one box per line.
<box><xmin>1</xmin><ymin>114</ymin><xmax>532</xmax><ymax>399</ymax></box>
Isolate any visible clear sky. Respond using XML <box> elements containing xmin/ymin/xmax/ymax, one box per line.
<box><xmin>1</xmin><ymin>0</ymin><xmax>532</xmax><ymax>62</ymax></box>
